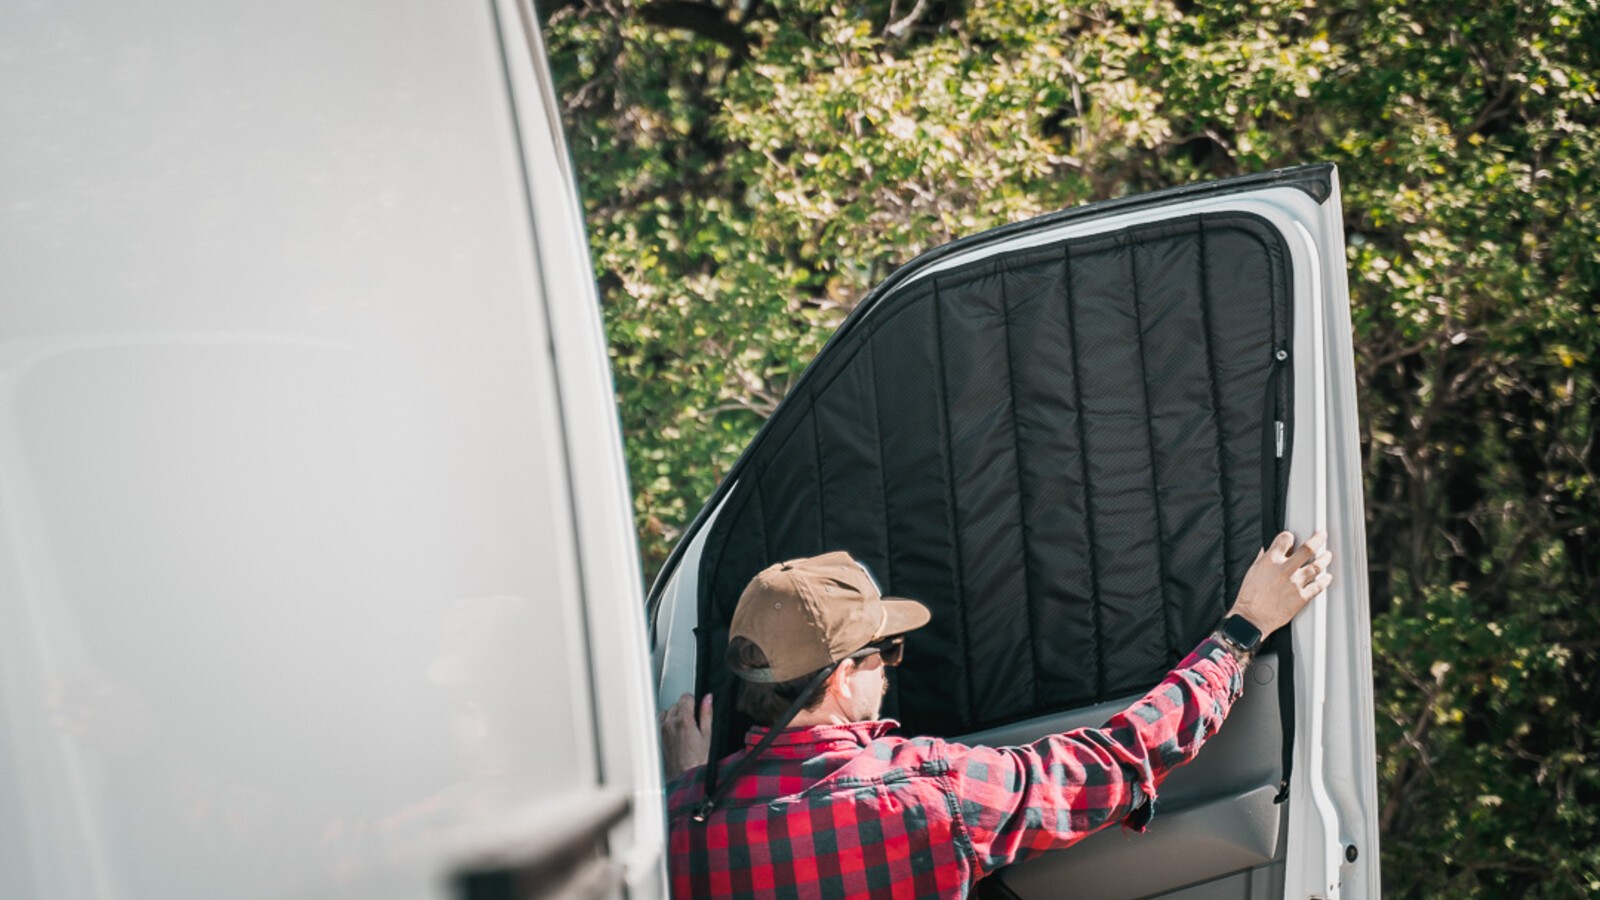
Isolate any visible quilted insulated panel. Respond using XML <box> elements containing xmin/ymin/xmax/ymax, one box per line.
<box><xmin>695</xmin><ymin>212</ymin><xmax>1293</xmax><ymax>740</ymax></box>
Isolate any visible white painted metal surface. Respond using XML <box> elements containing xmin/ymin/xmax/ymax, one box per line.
<box><xmin>1280</xmin><ymin>173</ymin><xmax>1383</xmax><ymax>900</ymax></box>
<box><xmin>0</xmin><ymin>2</ymin><xmax>662</xmax><ymax>898</ymax></box>
<box><xmin>490</xmin><ymin>0</ymin><xmax>667</xmax><ymax>893</ymax></box>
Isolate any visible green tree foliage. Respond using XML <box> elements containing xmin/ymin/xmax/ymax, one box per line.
<box><xmin>544</xmin><ymin>0</ymin><xmax>1600</xmax><ymax>894</ymax></box>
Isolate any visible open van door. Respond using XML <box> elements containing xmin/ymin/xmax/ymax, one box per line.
<box><xmin>648</xmin><ymin>165</ymin><xmax>1380</xmax><ymax>899</ymax></box>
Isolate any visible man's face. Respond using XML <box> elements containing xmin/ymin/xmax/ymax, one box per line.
<box><xmin>841</xmin><ymin>652</ymin><xmax>889</xmax><ymax>721</ymax></box>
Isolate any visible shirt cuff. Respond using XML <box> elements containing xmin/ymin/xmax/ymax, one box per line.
<box><xmin>1123</xmin><ymin>788</ymin><xmax>1157</xmax><ymax>832</ymax></box>
<box><xmin>1193</xmin><ymin>636</ymin><xmax>1247</xmax><ymax>701</ymax></box>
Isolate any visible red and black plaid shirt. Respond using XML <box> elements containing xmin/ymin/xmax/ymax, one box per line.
<box><xmin>666</xmin><ymin>637</ymin><xmax>1243</xmax><ymax>898</ymax></box>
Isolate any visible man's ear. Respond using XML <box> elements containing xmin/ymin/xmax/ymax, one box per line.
<box><xmin>827</xmin><ymin>660</ymin><xmax>856</xmax><ymax>700</ymax></box>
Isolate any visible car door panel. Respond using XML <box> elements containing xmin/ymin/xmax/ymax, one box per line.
<box><xmin>967</xmin><ymin>653</ymin><xmax>1284</xmax><ymax>900</ymax></box>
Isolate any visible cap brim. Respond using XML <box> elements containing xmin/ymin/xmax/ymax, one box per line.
<box><xmin>878</xmin><ymin>597</ymin><xmax>931</xmax><ymax>638</ymax></box>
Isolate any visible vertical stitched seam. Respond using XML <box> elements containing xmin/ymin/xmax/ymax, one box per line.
<box><xmin>1129</xmin><ymin>236</ymin><xmax>1178</xmax><ymax>663</ymax></box>
<box><xmin>998</xmin><ymin>268</ymin><xmax>1040</xmax><ymax>712</ymax></box>
<box><xmin>1197</xmin><ymin>220</ymin><xmax>1235</xmax><ymax>627</ymax></box>
<box><xmin>754</xmin><ymin>476</ymin><xmax>770</xmax><ymax>564</ymax></box>
<box><xmin>810</xmin><ymin>392</ymin><xmax>827</xmax><ymax>550</ymax></box>
<box><xmin>866</xmin><ymin>341</ymin><xmax>895</xmax><ymax>593</ymax></box>
<box><xmin>705</xmin><ymin>482</ymin><xmax>749</xmax><ymax>621</ymax></box>
<box><xmin>1062</xmin><ymin>246</ymin><xmax>1106</xmax><ymax>699</ymax></box>
<box><xmin>865</xmin><ymin>340</ymin><xmax>897</xmax><ymax>716</ymax></box>
<box><xmin>931</xmin><ymin>281</ymin><xmax>977</xmax><ymax>725</ymax></box>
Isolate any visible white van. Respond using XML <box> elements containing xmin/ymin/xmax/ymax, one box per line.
<box><xmin>1</xmin><ymin>2</ymin><xmax>663</xmax><ymax>897</ymax></box>
<box><xmin>2</xmin><ymin>2</ymin><xmax>1378</xmax><ymax>899</ymax></box>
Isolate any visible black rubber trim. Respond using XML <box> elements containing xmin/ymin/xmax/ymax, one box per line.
<box><xmin>1272</xmin><ymin>342</ymin><xmax>1298</xmax><ymax>802</ymax></box>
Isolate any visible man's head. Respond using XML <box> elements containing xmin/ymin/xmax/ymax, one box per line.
<box><xmin>725</xmin><ymin>551</ymin><xmax>930</xmax><ymax>727</ymax></box>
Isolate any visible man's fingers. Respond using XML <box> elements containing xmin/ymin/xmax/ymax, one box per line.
<box><xmin>1292</xmin><ymin>551</ymin><xmax>1332</xmax><ymax>585</ymax></box>
<box><xmin>1268</xmin><ymin>531</ymin><xmax>1294</xmax><ymax>562</ymax></box>
<box><xmin>661</xmin><ymin>694</ymin><xmax>694</xmax><ymax>729</ymax></box>
<box><xmin>1304</xmin><ymin>530</ymin><xmax>1327</xmax><ymax>556</ymax></box>
<box><xmin>1300</xmin><ymin>570</ymin><xmax>1334</xmax><ymax>598</ymax></box>
<box><xmin>1290</xmin><ymin>540</ymin><xmax>1316</xmax><ymax>565</ymax></box>
<box><xmin>1285</xmin><ymin>530</ymin><xmax>1328</xmax><ymax>566</ymax></box>
<box><xmin>697</xmin><ymin>694</ymin><xmax>714</xmax><ymax>733</ymax></box>
<box><xmin>1290</xmin><ymin>563</ymin><xmax>1325</xmax><ymax>588</ymax></box>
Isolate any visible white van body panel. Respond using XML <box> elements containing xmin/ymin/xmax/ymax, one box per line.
<box><xmin>0</xmin><ymin>1</ymin><xmax>662</xmax><ymax>897</ymax></box>
<box><xmin>489</xmin><ymin>1</ymin><xmax>668</xmax><ymax>893</ymax></box>
<box><xmin>1280</xmin><ymin>177</ymin><xmax>1382</xmax><ymax>900</ymax></box>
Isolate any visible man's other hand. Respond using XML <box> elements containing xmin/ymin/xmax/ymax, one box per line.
<box><xmin>1228</xmin><ymin>530</ymin><xmax>1333</xmax><ymax>638</ymax></box>
<box><xmin>660</xmin><ymin>693</ymin><xmax>713</xmax><ymax>780</ymax></box>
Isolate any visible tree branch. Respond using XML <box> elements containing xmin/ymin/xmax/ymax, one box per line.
<box><xmin>1380</xmin><ymin>665</ymin><xmax>1448</xmax><ymax>834</ymax></box>
<box><xmin>590</xmin><ymin>168</ymin><xmax>725</xmax><ymax>219</ymax></box>
<box><xmin>638</xmin><ymin>1</ymin><xmax>750</xmax><ymax>52</ymax></box>
<box><xmin>885</xmin><ymin>0</ymin><xmax>930</xmax><ymax>38</ymax></box>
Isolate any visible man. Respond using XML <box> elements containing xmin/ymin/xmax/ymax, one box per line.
<box><xmin>661</xmin><ymin>532</ymin><xmax>1333</xmax><ymax>898</ymax></box>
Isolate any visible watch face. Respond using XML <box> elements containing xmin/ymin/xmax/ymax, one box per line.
<box><xmin>1223</xmin><ymin>615</ymin><xmax>1263</xmax><ymax>651</ymax></box>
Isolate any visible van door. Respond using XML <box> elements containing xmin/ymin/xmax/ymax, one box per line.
<box><xmin>648</xmin><ymin>165</ymin><xmax>1379</xmax><ymax>899</ymax></box>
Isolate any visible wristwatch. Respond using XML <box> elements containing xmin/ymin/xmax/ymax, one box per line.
<box><xmin>1213</xmin><ymin>614</ymin><xmax>1263</xmax><ymax>664</ymax></box>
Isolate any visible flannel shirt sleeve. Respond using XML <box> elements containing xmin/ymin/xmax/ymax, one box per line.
<box><xmin>946</xmin><ymin>638</ymin><xmax>1245</xmax><ymax>875</ymax></box>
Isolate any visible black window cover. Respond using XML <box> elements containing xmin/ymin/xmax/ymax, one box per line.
<box><xmin>688</xmin><ymin>210</ymin><xmax>1294</xmax><ymax>747</ymax></box>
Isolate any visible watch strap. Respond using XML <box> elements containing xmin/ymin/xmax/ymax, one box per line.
<box><xmin>1214</xmin><ymin>614</ymin><xmax>1263</xmax><ymax>663</ymax></box>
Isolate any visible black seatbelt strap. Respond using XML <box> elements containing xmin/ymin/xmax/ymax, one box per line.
<box><xmin>691</xmin><ymin>663</ymin><xmax>838</xmax><ymax>823</ymax></box>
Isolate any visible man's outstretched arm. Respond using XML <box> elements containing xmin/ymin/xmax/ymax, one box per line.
<box><xmin>950</xmin><ymin>530</ymin><xmax>1333</xmax><ymax>876</ymax></box>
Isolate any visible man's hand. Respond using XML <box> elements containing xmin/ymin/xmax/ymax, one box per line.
<box><xmin>660</xmin><ymin>693</ymin><xmax>713</xmax><ymax>780</ymax></box>
<box><xmin>1228</xmin><ymin>530</ymin><xmax>1333</xmax><ymax>639</ymax></box>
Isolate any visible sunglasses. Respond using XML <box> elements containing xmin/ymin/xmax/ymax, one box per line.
<box><xmin>848</xmin><ymin>635</ymin><xmax>906</xmax><ymax>668</ymax></box>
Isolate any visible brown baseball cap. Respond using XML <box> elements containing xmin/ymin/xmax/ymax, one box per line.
<box><xmin>726</xmin><ymin>551</ymin><xmax>931</xmax><ymax>683</ymax></box>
